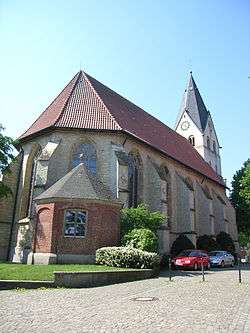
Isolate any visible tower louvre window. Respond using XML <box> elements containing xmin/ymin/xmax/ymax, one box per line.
<box><xmin>188</xmin><ymin>135</ymin><xmax>195</xmax><ymax>146</ymax></box>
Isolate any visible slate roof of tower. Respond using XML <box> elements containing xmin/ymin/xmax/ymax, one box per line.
<box><xmin>20</xmin><ymin>70</ymin><xmax>224</xmax><ymax>187</ymax></box>
<box><xmin>35</xmin><ymin>163</ymin><xmax>117</xmax><ymax>201</ymax></box>
<box><xmin>175</xmin><ymin>72</ymin><xmax>209</xmax><ymax>132</ymax></box>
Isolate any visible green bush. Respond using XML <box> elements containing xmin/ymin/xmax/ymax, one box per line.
<box><xmin>239</xmin><ymin>230</ymin><xmax>250</xmax><ymax>248</ymax></box>
<box><xmin>121</xmin><ymin>228</ymin><xmax>158</xmax><ymax>252</ymax></box>
<box><xmin>96</xmin><ymin>247</ymin><xmax>160</xmax><ymax>269</ymax></box>
<box><xmin>170</xmin><ymin>234</ymin><xmax>195</xmax><ymax>257</ymax></box>
<box><xmin>120</xmin><ymin>204</ymin><xmax>165</xmax><ymax>237</ymax></box>
<box><xmin>216</xmin><ymin>232</ymin><xmax>236</xmax><ymax>255</ymax></box>
<box><xmin>196</xmin><ymin>235</ymin><xmax>219</xmax><ymax>252</ymax></box>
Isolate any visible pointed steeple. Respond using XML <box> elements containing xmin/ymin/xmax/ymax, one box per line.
<box><xmin>176</xmin><ymin>72</ymin><xmax>209</xmax><ymax>132</ymax></box>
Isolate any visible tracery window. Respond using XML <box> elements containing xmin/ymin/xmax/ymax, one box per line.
<box><xmin>160</xmin><ymin>166</ymin><xmax>172</xmax><ymax>220</ymax></box>
<box><xmin>128</xmin><ymin>152</ymin><xmax>143</xmax><ymax>207</ymax></box>
<box><xmin>188</xmin><ymin>135</ymin><xmax>195</xmax><ymax>146</ymax></box>
<box><xmin>71</xmin><ymin>143</ymin><xmax>97</xmax><ymax>174</ymax></box>
<box><xmin>27</xmin><ymin>147</ymin><xmax>42</xmax><ymax>217</ymax></box>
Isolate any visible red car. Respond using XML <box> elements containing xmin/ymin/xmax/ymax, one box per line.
<box><xmin>172</xmin><ymin>249</ymin><xmax>210</xmax><ymax>270</ymax></box>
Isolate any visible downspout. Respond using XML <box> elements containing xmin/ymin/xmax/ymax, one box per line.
<box><xmin>7</xmin><ymin>148</ymin><xmax>24</xmax><ymax>261</ymax></box>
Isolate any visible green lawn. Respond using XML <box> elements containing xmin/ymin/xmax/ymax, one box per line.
<box><xmin>0</xmin><ymin>263</ymin><xmax>122</xmax><ymax>281</ymax></box>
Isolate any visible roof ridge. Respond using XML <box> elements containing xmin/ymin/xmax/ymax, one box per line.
<box><xmin>85</xmin><ymin>72</ymin><xmax>174</xmax><ymax>131</ymax></box>
<box><xmin>53</xmin><ymin>71</ymin><xmax>82</xmax><ymax>126</ymax></box>
<box><xmin>83</xmin><ymin>72</ymin><xmax>122</xmax><ymax>130</ymax></box>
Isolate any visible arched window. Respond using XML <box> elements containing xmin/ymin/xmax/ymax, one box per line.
<box><xmin>160</xmin><ymin>165</ymin><xmax>172</xmax><ymax>221</ymax></box>
<box><xmin>207</xmin><ymin>136</ymin><xmax>210</xmax><ymax>150</ymax></box>
<box><xmin>213</xmin><ymin>141</ymin><xmax>216</xmax><ymax>153</ymax></box>
<box><xmin>71</xmin><ymin>143</ymin><xmax>97</xmax><ymax>174</ymax></box>
<box><xmin>188</xmin><ymin>135</ymin><xmax>195</xmax><ymax>146</ymax></box>
<box><xmin>19</xmin><ymin>143</ymin><xmax>41</xmax><ymax>219</ymax></box>
<box><xmin>128</xmin><ymin>152</ymin><xmax>143</xmax><ymax>207</ymax></box>
<box><xmin>27</xmin><ymin>147</ymin><xmax>42</xmax><ymax>217</ymax></box>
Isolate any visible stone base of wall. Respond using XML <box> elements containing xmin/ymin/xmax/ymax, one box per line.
<box><xmin>27</xmin><ymin>252</ymin><xmax>96</xmax><ymax>264</ymax></box>
<box><xmin>54</xmin><ymin>269</ymin><xmax>157</xmax><ymax>288</ymax></box>
<box><xmin>0</xmin><ymin>246</ymin><xmax>7</xmax><ymax>261</ymax></box>
<box><xmin>57</xmin><ymin>254</ymin><xmax>95</xmax><ymax>264</ymax></box>
<box><xmin>27</xmin><ymin>252</ymin><xmax>57</xmax><ymax>265</ymax></box>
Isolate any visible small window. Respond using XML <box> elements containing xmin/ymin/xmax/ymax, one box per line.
<box><xmin>188</xmin><ymin>135</ymin><xmax>195</xmax><ymax>146</ymax></box>
<box><xmin>213</xmin><ymin>141</ymin><xmax>216</xmax><ymax>153</ymax></box>
<box><xmin>207</xmin><ymin>136</ymin><xmax>210</xmax><ymax>150</ymax></box>
<box><xmin>64</xmin><ymin>210</ymin><xmax>87</xmax><ymax>237</ymax></box>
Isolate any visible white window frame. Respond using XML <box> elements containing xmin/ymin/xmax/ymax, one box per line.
<box><xmin>63</xmin><ymin>209</ymin><xmax>88</xmax><ymax>238</ymax></box>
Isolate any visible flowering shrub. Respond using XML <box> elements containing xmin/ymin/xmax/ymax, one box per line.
<box><xmin>96</xmin><ymin>247</ymin><xmax>160</xmax><ymax>269</ymax></box>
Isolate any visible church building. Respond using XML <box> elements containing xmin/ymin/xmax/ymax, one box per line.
<box><xmin>0</xmin><ymin>71</ymin><xmax>238</xmax><ymax>264</ymax></box>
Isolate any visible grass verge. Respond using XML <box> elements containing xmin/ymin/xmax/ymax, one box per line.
<box><xmin>0</xmin><ymin>263</ymin><xmax>123</xmax><ymax>281</ymax></box>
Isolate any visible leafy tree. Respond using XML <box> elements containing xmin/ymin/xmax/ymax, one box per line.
<box><xmin>170</xmin><ymin>234</ymin><xmax>195</xmax><ymax>257</ymax></box>
<box><xmin>122</xmin><ymin>228</ymin><xmax>158</xmax><ymax>252</ymax></box>
<box><xmin>230</xmin><ymin>159</ymin><xmax>250</xmax><ymax>233</ymax></box>
<box><xmin>196</xmin><ymin>235</ymin><xmax>219</xmax><ymax>252</ymax></box>
<box><xmin>238</xmin><ymin>231</ymin><xmax>250</xmax><ymax>248</ymax></box>
<box><xmin>216</xmin><ymin>232</ymin><xmax>235</xmax><ymax>255</ymax></box>
<box><xmin>0</xmin><ymin>125</ymin><xmax>16</xmax><ymax>198</ymax></box>
<box><xmin>120</xmin><ymin>204</ymin><xmax>165</xmax><ymax>237</ymax></box>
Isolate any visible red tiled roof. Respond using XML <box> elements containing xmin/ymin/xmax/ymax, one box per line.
<box><xmin>19</xmin><ymin>71</ymin><xmax>224</xmax><ymax>186</ymax></box>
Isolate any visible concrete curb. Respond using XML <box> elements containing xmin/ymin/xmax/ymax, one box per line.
<box><xmin>0</xmin><ymin>268</ymin><xmax>159</xmax><ymax>290</ymax></box>
<box><xmin>0</xmin><ymin>280</ymin><xmax>55</xmax><ymax>290</ymax></box>
<box><xmin>54</xmin><ymin>268</ymin><xmax>158</xmax><ymax>288</ymax></box>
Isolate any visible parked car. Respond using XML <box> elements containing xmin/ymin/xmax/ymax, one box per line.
<box><xmin>172</xmin><ymin>249</ymin><xmax>210</xmax><ymax>270</ymax></box>
<box><xmin>208</xmin><ymin>251</ymin><xmax>234</xmax><ymax>267</ymax></box>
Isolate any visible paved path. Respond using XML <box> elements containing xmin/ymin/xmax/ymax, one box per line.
<box><xmin>1</xmin><ymin>267</ymin><xmax>250</xmax><ymax>333</ymax></box>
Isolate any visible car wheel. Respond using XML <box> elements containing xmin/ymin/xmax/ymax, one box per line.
<box><xmin>221</xmin><ymin>260</ymin><xmax>225</xmax><ymax>268</ymax></box>
<box><xmin>194</xmin><ymin>263</ymin><xmax>198</xmax><ymax>271</ymax></box>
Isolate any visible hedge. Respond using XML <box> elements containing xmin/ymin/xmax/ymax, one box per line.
<box><xmin>96</xmin><ymin>247</ymin><xmax>160</xmax><ymax>269</ymax></box>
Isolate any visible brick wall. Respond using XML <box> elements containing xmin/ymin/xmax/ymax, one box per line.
<box><xmin>34</xmin><ymin>200</ymin><xmax>120</xmax><ymax>256</ymax></box>
<box><xmin>34</xmin><ymin>203</ymin><xmax>55</xmax><ymax>253</ymax></box>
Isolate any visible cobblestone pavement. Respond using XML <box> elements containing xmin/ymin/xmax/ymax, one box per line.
<box><xmin>1</xmin><ymin>267</ymin><xmax>250</xmax><ymax>333</ymax></box>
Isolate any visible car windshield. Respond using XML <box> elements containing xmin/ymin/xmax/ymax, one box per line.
<box><xmin>178</xmin><ymin>250</ymin><xmax>200</xmax><ymax>257</ymax></box>
<box><xmin>209</xmin><ymin>251</ymin><xmax>224</xmax><ymax>257</ymax></box>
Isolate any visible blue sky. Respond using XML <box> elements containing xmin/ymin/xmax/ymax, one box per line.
<box><xmin>1</xmin><ymin>0</ymin><xmax>249</xmax><ymax>187</ymax></box>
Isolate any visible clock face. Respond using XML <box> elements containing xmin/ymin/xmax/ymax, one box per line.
<box><xmin>181</xmin><ymin>121</ymin><xmax>190</xmax><ymax>130</ymax></box>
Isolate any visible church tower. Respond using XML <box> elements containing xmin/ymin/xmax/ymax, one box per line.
<box><xmin>175</xmin><ymin>72</ymin><xmax>222</xmax><ymax>176</ymax></box>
